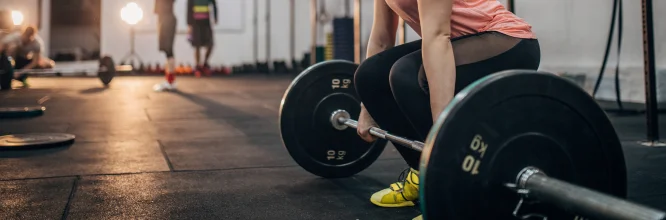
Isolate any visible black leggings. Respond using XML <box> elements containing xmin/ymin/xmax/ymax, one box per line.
<box><xmin>354</xmin><ymin>31</ymin><xmax>541</xmax><ymax>170</ymax></box>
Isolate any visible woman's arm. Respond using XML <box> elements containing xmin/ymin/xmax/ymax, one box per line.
<box><xmin>417</xmin><ymin>0</ymin><xmax>455</xmax><ymax>121</ymax></box>
<box><xmin>357</xmin><ymin>0</ymin><xmax>400</xmax><ymax>141</ymax></box>
<box><xmin>366</xmin><ymin>0</ymin><xmax>400</xmax><ymax>58</ymax></box>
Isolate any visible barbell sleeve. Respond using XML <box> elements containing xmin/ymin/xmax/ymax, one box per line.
<box><xmin>331</xmin><ymin>109</ymin><xmax>424</xmax><ymax>152</ymax></box>
<box><xmin>517</xmin><ymin>167</ymin><xmax>666</xmax><ymax>220</ymax></box>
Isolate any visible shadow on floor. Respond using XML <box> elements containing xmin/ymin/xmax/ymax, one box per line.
<box><xmin>79</xmin><ymin>87</ymin><xmax>108</xmax><ymax>94</ymax></box>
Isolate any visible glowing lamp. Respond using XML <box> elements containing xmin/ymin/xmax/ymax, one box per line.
<box><xmin>121</xmin><ymin>2</ymin><xmax>143</xmax><ymax>25</ymax></box>
<box><xmin>11</xmin><ymin>10</ymin><xmax>24</xmax><ymax>26</ymax></box>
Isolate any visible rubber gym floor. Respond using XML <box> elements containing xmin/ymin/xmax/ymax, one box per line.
<box><xmin>0</xmin><ymin>75</ymin><xmax>665</xmax><ymax>219</ymax></box>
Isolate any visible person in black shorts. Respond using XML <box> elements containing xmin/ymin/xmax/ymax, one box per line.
<box><xmin>154</xmin><ymin>0</ymin><xmax>178</xmax><ymax>91</ymax></box>
<box><xmin>187</xmin><ymin>0</ymin><xmax>218</xmax><ymax>76</ymax></box>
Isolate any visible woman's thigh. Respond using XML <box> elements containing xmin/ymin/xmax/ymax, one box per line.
<box><xmin>391</xmin><ymin>32</ymin><xmax>541</xmax><ymax>140</ymax></box>
<box><xmin>420</xmin><ymin>32</ymin><xmax>541</xmax><ymax>95</ymax></box>
<box><xmin>389</xmin><ymin>50</ymin><xmax>432</xmax><ymax>140</ymax></box>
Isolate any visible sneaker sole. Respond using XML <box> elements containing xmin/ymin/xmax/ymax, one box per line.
<box><xmin>370</xmin><ymin>198</ymin><xmax>415</xmax><ymax>208</ymax></box>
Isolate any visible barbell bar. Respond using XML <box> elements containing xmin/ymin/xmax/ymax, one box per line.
<box><xmin>278</xmin><ymin>60</ymin><xmax>666</xmax><ymax>220</ymax></box>
<box><xmin>2</xmin><ymin>56</ymin><xmax>121</xmax><ymax>86</ymax></box>
<box><xmin>330</xmin><ymin>109</ymin><xmax>424</xmax><ymax>152</ymax></box>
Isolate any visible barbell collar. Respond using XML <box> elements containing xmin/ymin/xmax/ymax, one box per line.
<box><xmin>331</xmin><ymin>109</ymin><xmax>424</xmax><ymax>152</ymax></box>
<box><xmin>516</xmin><ymin>166</ymin><xmax>666</xmax><ymax>220</ymax></box>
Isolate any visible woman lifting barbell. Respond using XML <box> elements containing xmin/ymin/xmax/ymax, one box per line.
<box><xmin>354</xmin><ymin>0</ymin><xmax>541</xmax><ymax>216</ymax></box>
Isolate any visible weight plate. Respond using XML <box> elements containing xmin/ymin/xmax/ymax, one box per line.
<box><xmin>0</xmin><ymin>106</ymin><xmax>45</xmax><ymax>118</ymax></box>
<box><xmin>279</xmin><ymin>60</ymin><xmax>388</xmax><ymax>178</ymax></box>
<box><xmin>420</xmin><ymin>70</ymin><xmax>626</xmax><ymax>220</ymax></box>
<box><xmin>0</xmin><ymin>53</ymin><xmax>13</xmax><ymax>90</ymax></box>
<box><xmin>0</xmin><ymin>133</ymin><xmax>75</xmax><ymax>150</ymax></box>
<box><xmin>98</xmin><ymin>56</ymin><xmax>115</xmax><ymax>86</ymax></box>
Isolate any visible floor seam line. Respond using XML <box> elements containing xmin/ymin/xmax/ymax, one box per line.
<box><xmin>157</xmin><ymin>140</ymin><xmax>175</xmax><ymax>171</ymax></box>
<box><xmin>60</xmin><ymin>175</ymin><xmax>80</xmax><ymax>220</ymax></box>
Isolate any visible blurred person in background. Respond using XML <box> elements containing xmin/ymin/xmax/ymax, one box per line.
<box><xmin>1</xmin><ymin>25</ymin><xmax>55</xmax><ymax>87</ymax></box>
<box><xmin>187</xmin><ymin>0</ymin><xmax>218</xmax><ymax>76</ymax></box>
<box><xmin>154</xmin><ymin>0</ymin><xmax>179</xmax><ymax>91</ymax></box>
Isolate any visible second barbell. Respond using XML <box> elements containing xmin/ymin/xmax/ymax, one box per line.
<box><xmin>6</xmin><ymin>56</ymin><xmax>122</xmax><ymax>86</ymax></box>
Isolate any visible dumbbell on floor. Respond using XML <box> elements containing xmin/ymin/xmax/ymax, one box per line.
<box><xmin>278</xmin><ymin>60</ymin><xmax>666</xmax><ymax>220</ymax></box>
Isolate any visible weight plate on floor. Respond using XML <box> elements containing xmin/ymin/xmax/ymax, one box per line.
<box><xmin>0</xmin><ymin>133</ymin><xmax>75</xmax><ymax>150</ymax></box>
<box><xmin>279</xmin><ymin>60</ymin><xmax>388</xmax><ymax>178</ymax></box>
<box><xmin>98</xmin><ymin>56</ymin><xmax>116</xmax><ymax>86</ymax></box>
<box><xmin>419</xmin><ymin>70</ymin><xmax>626</xmax><ymax>220</ymax></box>
<box><xmin>0</xmin><ymin>106</ymin><xmax>46</xmax><ymax>118</ymax></box>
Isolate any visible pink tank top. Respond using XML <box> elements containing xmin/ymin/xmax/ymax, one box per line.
<box><xmin>385</xmin><ymin>0</ymin><xmax>536</xmax><ymax>39</ymax></box>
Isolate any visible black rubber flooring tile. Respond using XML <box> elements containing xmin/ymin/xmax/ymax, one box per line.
<box><xmin>65</xmin><ymin>121</ymin><xmax>156</xmax><ymax>142</ymax></box>
<box><xmin>34</xmin><ymin>108</ymin><xmax>150</xmax><ymax>124</ymax></box>
<box><xmin>160</xmin><ymin>135</ymin><xmax>294</xmax><ymax>171</ymax></box>
<box><xmin>148</xmin><ymin>91</ymin><xmax>278</xmax><ymax>117</ymax></box>
<box><xmin>146</xmin><ymin>104</ymin><xmax>275</xmax><ymax>122</ymax></box>
<box><xmin>66</xmin><ymin>160</ymin><xmax>419</xmax><ymax>220</ymax></box>
<box><xmin>609</xmin><ymin>115</ymin><xmax>666</xmax><ymax>141</ymax></box>
<box><xmin>0</xmin><ymin>88</ymin><xmax>59</xmax><ymax>101</ymax></box>
<box><xmin>152</xmin><ymin>119</ymin><xmax>246</xmax><ymax>141</ymax></box>
<box><xmin>159</xmin><ymin>128</ymin><xmax>399</xmax><ymax>168</ymax></box>
<box><xmin>65</xmin><ymin>118</ymin><xmax>245</xmax><ymax>143</ymax></box>
<box><xmin>0</xmin><ymin>177</ymin><xmax>75</xmax><ymax>220</ymax></box>
<box><xmin>623</xmin><ymin>142</ymin><xmax>666</xmax><ymax>177</ymax></box>
<box><xmin>221</xmin><ymin>117</ymin><xmax>280</xmax><ymax>136</ymax></box>
<box><xmin>0</xmin><ymin>140</ymin><xmax>169</xmax><ymax>180</ymax></box>
<box><xmin>378</xmin><ymin>143</ymin><xmax>404</xmax><ymax>160</ymax></box>
<box><xmin>622</xmin><ymin>141</ymin><xmax>666</xmax><ymax>210</ymax></box>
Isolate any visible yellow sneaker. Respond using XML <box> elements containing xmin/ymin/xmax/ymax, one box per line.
<box><xmin>412</xmin><ymin>215</ymin><xmax>422</xmax><ymax>220</ymax></box>
<box><xmin>370</xmin><ymin>168</ymin><xmax>420</xmax><ymax>208</ymax></box>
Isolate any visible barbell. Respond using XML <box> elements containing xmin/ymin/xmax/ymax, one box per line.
<box><xmin>1</xmin><ymin>55</ymin><xmax>118</xmax><ymax>88</ymax></box>
<box><xmin>279</xmin><ymin>60</ymin><xmax>666</xmax><ymax>220</ymax></box>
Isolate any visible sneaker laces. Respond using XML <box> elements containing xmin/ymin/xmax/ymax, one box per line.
<box><xmin>394</xmin><ymin>168</ymin><xmax>412</xmax><ymax>200</ymax></box>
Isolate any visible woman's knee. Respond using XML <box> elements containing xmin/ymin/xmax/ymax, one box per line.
<box><xmin>353</xmin><ymin>57</ymin><xmax>377</xmax><ymax>89</ymax></box>
<box><xmin>355</xmin><ymin>41</ymin><xmax>423</xmax><ymax>91</ymax></box>
<box><xmin>388</xmin><ymin>51</ymin><xmax>422</xmax><ymax>94</ymax></box>
<box><xmin>354</xmin><ymin>55</ymin><xmax>391</xmax><ymax>97</ymax></box>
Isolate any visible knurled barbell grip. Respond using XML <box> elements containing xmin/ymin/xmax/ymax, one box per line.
<box><xmin>332</xmin><ymin>110</ymin><xmax>424</xmax><ymax>152</ymax></box>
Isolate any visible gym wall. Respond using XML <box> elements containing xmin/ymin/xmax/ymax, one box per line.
<box><xmin>518</xmin><ymin>0</ymin><xmax>666</xmax><ymax>103</ymax></box>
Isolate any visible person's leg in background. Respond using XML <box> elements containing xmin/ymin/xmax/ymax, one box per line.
<box><xmin>154</xmin><ymin>13</ymin><xmax>178</xmax><ymax>91</ymax></box>
<box><xmin>353</xmin><ymin>40</ymin><xmax>423</xmax><ymax>208</ymax></box>
<box><xmin>189</xmin><ymin>22</ymin><xmax>204</xmax><ymax>77</ymax></box>
<box><xmin>162</xmin><ymin>50</ymin><xmax>177</xmax><ymax>89</ymax></box>
<box><xmin>194</xmin><ymin>47</ymin><xmax>201</xmax><ymax>68</ymax></box>
<box><xmin>202</xmin><ymin>44</ymin><xmax>213</xmax><ymax>75</ymax></box>
<box><xmin>200</xmin><ymin>21</ymin><xmax>214</xmax><ymax>76</ymax></box>
<box><xmin>12</xmin><ymin>55</ymin><xmax>32</xmax><ymax>87</ymax></box>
